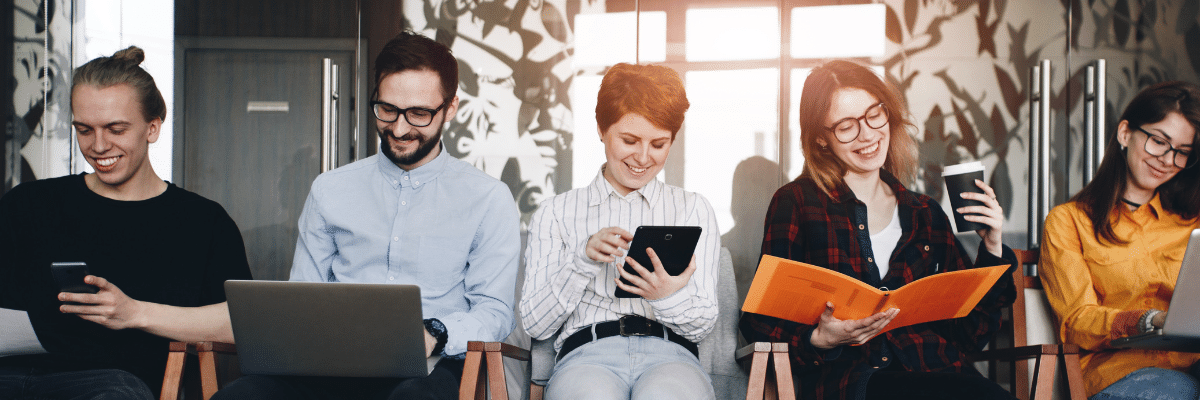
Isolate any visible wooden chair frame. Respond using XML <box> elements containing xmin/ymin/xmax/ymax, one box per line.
<box><xmin>458</xmin><ymin>341</ymin><xmax>530</xmax><ymax>400</ymax></box>
<box><xmin>161</xmin><ymin>341</ymin><xmax>237</xmax><ymax>400</ymax></box>
<box><xmin>737</xmin><ymin>342</ymin><xmax>795</xmax><ymax>400</ymax></box>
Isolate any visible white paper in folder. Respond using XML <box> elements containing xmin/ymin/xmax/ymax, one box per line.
<box><xmin>0</xmin><ymin>308</ymin><xmax>47</xmax><ymax>357</ymax></box>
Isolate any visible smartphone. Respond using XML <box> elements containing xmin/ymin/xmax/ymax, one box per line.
<box><xmin>51</xmin><ymin>262</ymin><xmax>99</xmax><ymax>304</ymax></box>
<box><xmin>614</xmin><ymin>226</ymin><xmax>703</xmax><ymax>299</ymax></box>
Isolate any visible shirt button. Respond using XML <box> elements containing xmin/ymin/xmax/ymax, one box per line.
<box><xmin>401</xmin><ymin>201</ymin><xmax>407</xmax><ymax>206</ymax></box>
<box><xmin>393</xmin><ymin>237</ymin><xmax>399</xmax><ymax>242</ymax></box>
<box><xmin>403</xmin><ymin>176</ymin><xmax>409</xmax><ymax>180</ymax></box>
<box><xmin>413</xmin><ymin>180</ymin><xmax>419</xmax><ymax>185</ymax></box>
<box><xmin>859</xmin><ymin>224</ymin><xmax>866</xmax><ymax>230</ymax></box>
<box><xmin>393</xmin><ymin>180</ymin><xmax>398</xmax><ymax>185</ymax></box>
<box><xmin>881</xmin><ymin>357</ymin><xmax>888</xmax><ymax>362</ymax></box>
<box><xmin>389</xmin><ymin>276</ymin><xmax>395</xmax><ymax>281</ymax></box>
<box><xmin>923</xmin><ymin>245</ymin><xmax>930</xmax><ymax>251</ymax></box>
<box><xmin>867</xmin><ymin>257</ymin><xmax>874</xmax><ymax>263</ymax></box>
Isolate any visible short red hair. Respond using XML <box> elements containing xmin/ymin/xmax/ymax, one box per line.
<box><xmin>595</xmin><ymin>63</ymin><xmax>690</xmax><ymax>139</ymax></box>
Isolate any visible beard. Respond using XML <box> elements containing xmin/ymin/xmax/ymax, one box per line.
<box><xmin>379</xmin><ymin>125</ymin><xmax>443</xmax><ymax>167</ymax></box>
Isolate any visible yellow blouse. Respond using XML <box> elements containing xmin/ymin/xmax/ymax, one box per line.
<box><xmin>1040</xmin><ymin>195</ymin><xmax>1200</xmax><ymax>396</ymax></box>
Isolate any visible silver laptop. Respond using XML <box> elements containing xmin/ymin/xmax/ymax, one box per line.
<box><xmin>1112</xmin><ymin>229</ymin><xmax>1200</xmax><ymax>352</ymax></box>
<box><xmin>225</xmin><ymin>280</ymin><xmax>436</xmax><ymax>377</ymax></box>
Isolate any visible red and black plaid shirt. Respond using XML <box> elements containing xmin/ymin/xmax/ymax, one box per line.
<box><xmin>738</xmin><ymin>172</ymin><xmax>1016</xmax><ymax>400</ymax></box>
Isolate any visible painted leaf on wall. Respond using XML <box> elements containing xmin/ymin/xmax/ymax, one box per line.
<box><xmin>904</xmin><ymin>0</ymin><xmax>919</xmax><ymax>35</ymax></box>
<box><xmin>1114</xmin><ymin>0</ymin><xmax>1131</xmax><ymax>47</ymax></box>
<box><xmin>1188</xmin><ymin>24</ymin><xmax>1200</xmax><ymax>77</ymax></box>
<box><xmin>994</xmin><ymin>64</ymin><xmax>1023</xmax><ymax>120</ymax></box>
<box><xmin>951</xmin><ymin>101</ymin><xmax>979</xmax><ymax>157</ymax></box>
<box><xmin>990</xmin><ymin>161</ymin><xmax>1013</xmax><ymax>219</ymax></box>
<box><xmin>886</xmin><ymin>4</ymin><xmax>904</xmax><ymax>44</ymax></box>
<box><xmin>541</xmin><ymin>1</ymin><xmax>569</xmax><ymax>43</ymax></box>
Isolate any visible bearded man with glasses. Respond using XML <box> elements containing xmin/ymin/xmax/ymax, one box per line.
<box><xmin>212</xmin><ymin>31</ymin><xmax>521</xmax><ymax>400</ymax></box>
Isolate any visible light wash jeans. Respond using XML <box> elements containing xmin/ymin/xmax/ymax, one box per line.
<box><xmin>1090</xmin><ymin>367</ymin><xmax>1200</xmax><ymax>400</ymax></box>
<box><xmin>546</xmin><ymin>333</ymin><xmax>715</xmax><ymax>400</ymax></box>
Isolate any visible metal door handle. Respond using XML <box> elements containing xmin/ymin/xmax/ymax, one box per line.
<box><xmin>1028</xmin><ymin>60</ymin><xmax>1052</xmax><ymax>250</ymax></box>
<box><xmin>322</xmin><ymin>59</ymin><xmax>340</xmax><ymax>173</ymax></box>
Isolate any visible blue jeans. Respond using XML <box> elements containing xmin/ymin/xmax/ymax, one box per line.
<box><xmin>546</xmin><ymin>334</ymin><xmax>714</xmax><ymax>400</ymax></box>
<box><xmin>1090</xmin><ymin>367</ymin><xmax>1200</xmax><ymax>400</ymax></box>
<box><xmin>0</xmin><ymin>367</ymin><xmax>154</xmax><ymax>400</ymax></box>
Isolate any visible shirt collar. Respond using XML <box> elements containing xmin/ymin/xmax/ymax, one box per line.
<box><xmin>587</xmin><ymin>164</ymin><xmax>662</xmax><ymax>206</ymax></box>
<box><xmin>828</xmin><ymin>169</ymin><xmax>922</xmax><ymax>208</ymax></box>
<box><xmin>378</xmin><ymin>143</ymin><xmax>449</xmax><ymax>189</ymax></box>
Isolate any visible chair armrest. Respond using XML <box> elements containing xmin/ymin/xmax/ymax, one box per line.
<box><xmin>466</xmin><ymin>341</ymin><xmax>530</xmax><ymax>361</ymax></box>
<box><xmin>968</xmin><ymin>344</ymin><xmax>1059</xmax><ymax>362</ymax></box>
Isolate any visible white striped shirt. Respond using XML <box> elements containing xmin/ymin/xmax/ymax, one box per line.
<box><xmin>520</xmin><ymin>166</ymin><xmax>721</xmax><ymax>351</ymax></box>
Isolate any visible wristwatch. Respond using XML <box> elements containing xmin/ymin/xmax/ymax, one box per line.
<box><xmin>424</xmin><ymin>318</ymin><xmax>448</xmax><ymax>356</ymax></box>
<box><xmin>1139</xmin><ymin>309</ymin><xmax>1162</xmax><ymax>333</ymax></box>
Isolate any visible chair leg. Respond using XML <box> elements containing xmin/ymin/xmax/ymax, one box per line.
<box><xmin>746</xmin><ymin>349</ymin><xmax>770</xmax><ymax>400</ymax></box>
<box><xmin>1030</xmin><ymin>353</ymin><xmax>1058</xmax><ymax>400</ymax></box>
<box><xmin>459</xmin><ymin>348</ymin><xmax>486</xmax><ymax>400</ymax></box>
<box><xmin>485</xmin><ymin>349</ymin><xmax>508</xmax><ymax>400</ymax></box>
<box><xmin>198</xmin><ymin>349</ymin><xmax>220</xmax><ymax>400</ymax></box>
<box><xmin>160</xmin><ymin>343</ymin><xmax>189</xmax><ymax>400</ymax></box>
<box><xmin>530</xmin><ymin>384</ymin><xmax>545</xmax><ymax>400</ymax></box>
<box><xmin>1062</xmin><ymin>351</ymin><xmax>1087</xmax><ymax>400</ymax></box>
<box><xmin>770</xmin><ymin>344</ymin><xmax>796</xmax><ymax>400</ymax></box>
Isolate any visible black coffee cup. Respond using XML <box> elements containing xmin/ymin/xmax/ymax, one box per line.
<box><xmin>943</xmin><ymin>162</ymin><xmax>988</xmax><ymax>232</ymax></box>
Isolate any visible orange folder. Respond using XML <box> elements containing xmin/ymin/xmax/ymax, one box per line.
<box><xmin>742</xmin><ymin>255</ymin><xmax>1009</xmax><ymax>333</ymax></box>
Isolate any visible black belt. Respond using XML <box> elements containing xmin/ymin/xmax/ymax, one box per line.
<box><xmin>558</xmin><ymin>315</ymin><xmax>698</xmax><ymax>361</ymax></box>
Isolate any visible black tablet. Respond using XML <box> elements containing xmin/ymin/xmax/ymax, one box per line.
<box><xmin>614</xmin><ymin>226</ymin><xmax>703</xmax><ymax>298</ymax></box>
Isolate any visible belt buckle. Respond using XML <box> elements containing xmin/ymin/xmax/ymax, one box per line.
<box><xmin>619</xmin><ymin>315</ymin><xmax>652</xmax><ymax>336</ymax></box>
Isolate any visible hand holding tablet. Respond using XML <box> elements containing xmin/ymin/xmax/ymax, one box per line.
<box><xmin>614</xmin><ymin>226</ymin><xmax>702</xmax><ymax>299</ymax></box>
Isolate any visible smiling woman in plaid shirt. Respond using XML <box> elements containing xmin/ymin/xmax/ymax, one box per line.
<box><xmin>738</xmin><ymin>60</ymin><xmax>1019</xmax><ymax>400</ymax></box>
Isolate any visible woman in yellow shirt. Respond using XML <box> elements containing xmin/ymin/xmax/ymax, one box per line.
<box><xmin>1041</xmin><ymin>81</ymin><xmax>1200</xmax><ymax>399</ymax></box>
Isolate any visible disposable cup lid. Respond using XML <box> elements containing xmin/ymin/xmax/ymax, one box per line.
<box><xmin>942</xmin><ymin>161</ymin><xmax>985</xmax><ymax>176</ymax></box>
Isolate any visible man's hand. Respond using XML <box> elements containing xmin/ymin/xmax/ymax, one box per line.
<box><xmin>614</xmin><ymin>248</ymin><xmax>696</xmax><ymax>300</ymax></box>
<box><xmin>424</xmin><ymin>328</ymin><xmax>436</xmax><ymax>358</ymax></box>
<box><xmin>585</xmin><ymin>227</ymin><xmax>633</xmax><ymax>263</ymax></box>
<box><xmin>58</xmin><ymin>275</ymin><xmax>147</xmax><ymax>330</ymax></box>
<box><xmin>809</xmin><ymin>302</ymin><xmax>899</xmax><ymax>350</ymax></box>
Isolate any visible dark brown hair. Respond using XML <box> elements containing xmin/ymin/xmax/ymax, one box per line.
<box><xmin>374</xmin><ymin>30</ymin><xmax>458</xmax><ymax>101</ymax></box>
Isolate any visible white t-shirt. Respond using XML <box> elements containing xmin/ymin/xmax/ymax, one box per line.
<box><xmin>869</xmin><ymin>206</ymin><xmax>902</xmax><ymax>280</ymax></box>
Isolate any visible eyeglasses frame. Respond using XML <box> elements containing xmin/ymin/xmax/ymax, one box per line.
<box><xmin>369</xmin><ymin>98</ymin><xmax>451</xmax><ymax>127</ymax></box>
<box><xmin>1133</xmin><ymin>126</ymin><xmax>1196</xmax><ymax>170</ymax></box>
<box><xmin>824</xmin><ymin>102</ymin><xmax>889</xmax><ymax>143</ymax></box>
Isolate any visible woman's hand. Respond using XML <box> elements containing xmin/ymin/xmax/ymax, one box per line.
<box><xmin>958</xmin><ymin>179</ymin><xmax>1005</xmax><ymax>257</ymax></box>
<box><xmin>615</xmin><ymin>249</ymin><xmax>697</xmax><ymax>300</ymax></box>
<box><xmin>585</xmin><ymin>227</ymin><xmax>633</xmax><ymax>263</ymax></box>
<box><xmin>809</xmin><ymin>302</ymin><xmax>899</xmax><ymax>350</ymax></box>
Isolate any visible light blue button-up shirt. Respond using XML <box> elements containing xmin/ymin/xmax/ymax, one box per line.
<box><xmin>290</xmin><ymin>148</ymin><xmax>521</xmax><ymax>356</ymax></box>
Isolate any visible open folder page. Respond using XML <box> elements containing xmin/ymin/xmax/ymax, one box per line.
<box><xmin>741</xmin><ymin>255</ymin><xmax>1009</xmax><ymax>333</ymax></box>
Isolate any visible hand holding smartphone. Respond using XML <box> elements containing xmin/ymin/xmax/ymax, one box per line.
<box><xmin>51</xmin><ymin>262</ymin><xmax>99</xmax><ymax>305</ymax></box>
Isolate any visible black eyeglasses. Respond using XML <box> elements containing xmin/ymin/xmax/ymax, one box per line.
<box><xmin>824</xmin><ymin>102</ymin><xmax>889</xmax><ymax>143</ymax></box>
<box><xmin>1134</xmin><ymin>127</ymin><xmax>1196</xmax><ymax>169</ymax></box>
<box><xmin>370</xmin><ymin>99</ymin><xmax>449</xmax><ymax>127</ymax></box>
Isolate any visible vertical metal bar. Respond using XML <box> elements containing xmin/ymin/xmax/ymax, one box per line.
<box><xmin>1083</xmin><ymin>65</ymin><xmax>1096</xmax><ymax>182</ymax></box>
<box><xmin>1028</xmin><ymin>64</ymin><xmax>1041</xmax><ymax>250</ymax></box>
<box><xmin>331</xmin><ymin>63</ymin><xmax>340</xmax><ymax>169</ymax></box>
<box><xmin>1094</xmin><ymin>59</ymin><xmax>1107</xmax><ymax>175</ymax></box>
<box><xmin>1038</xmin><ymin>60</ymin><xmax>1052</xmax><ymax>249</ymax></box>
<box><xmin>322</xmin><ymin>58</ymin><xmax>334</xmax><ymax>173</ymax></box>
